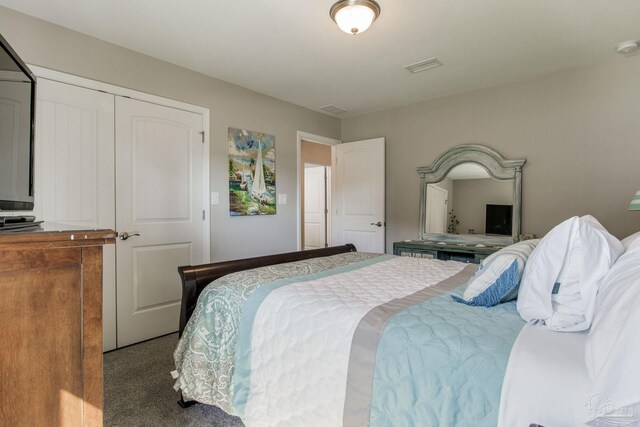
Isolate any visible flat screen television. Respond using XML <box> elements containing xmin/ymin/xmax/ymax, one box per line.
<box><xmin>485</xmin><ymin>204</ymin><xmax>512</xmax><ymax>236</ymax></box>
<box><xmin>0</xmin><ymin>33</ymin><xmax>36</xmax><ymax>211</ymax></box>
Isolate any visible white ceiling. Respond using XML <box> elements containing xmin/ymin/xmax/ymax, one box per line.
<box><xmin>2</xmin><ymin>1</ymin><xmax>639</xmax><ymax>117</ymax></box>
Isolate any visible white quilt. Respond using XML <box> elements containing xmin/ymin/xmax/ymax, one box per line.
<box><xmin>241</xmin><ymin>256</ymin><xmax>467</xmax><ymax>427</ymax></box>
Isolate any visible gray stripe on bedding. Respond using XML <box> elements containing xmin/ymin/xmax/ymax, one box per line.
<box><xmin>342</xmin><ymin>263</ymin><xmax>477</xmax><ymax>427</ymax></box>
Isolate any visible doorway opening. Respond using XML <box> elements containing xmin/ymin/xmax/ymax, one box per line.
<box><xmin>303</xmin><ymin>164</ymin><xmax>330</xmax><ymax>250</ymax></box>
<box><xmin>297</xmin><ymin>132</ymin><xmax>340</xmax><ymax>250</ymax></box>
<box><xmin>426</xmin><ymin>184</ymin><xmax>449</xmax><ymax>234</ymax></box>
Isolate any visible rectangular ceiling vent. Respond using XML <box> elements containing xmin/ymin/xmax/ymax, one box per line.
<box><xmin>320</xmin><ymin>104</ymin><xmax>347</xmax><ymax>115</ymax></box>
<box><xmin>404</xmin><ymin>57</ymin><xmax>443</xmax><ymax>73</ymax></box>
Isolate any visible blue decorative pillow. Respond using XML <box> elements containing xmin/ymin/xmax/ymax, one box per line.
<box><xmin>453</xmin><ymin>239</ymin><xmax>540</xmax><ymax>307</ymax></box>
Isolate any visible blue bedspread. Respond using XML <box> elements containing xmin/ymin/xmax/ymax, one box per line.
<box><xmin>370</xmin><ymin>285</ymin><xmax>524</xmax><ymax>427</ymax></box>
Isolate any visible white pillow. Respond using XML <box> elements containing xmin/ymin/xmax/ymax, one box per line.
<box><xmin>453</xmin><ymin>239</ymin><xmax>540</xmax><ymax>307</ymax></box>
<box><xmin>517</xmin><ymin>215</ymin><xmax>623</xmax><ymax>332</ymax></box>
<box><xmin>621</xmin><ymin>230</ymin><xmax>640</xmax><ymax>251</ymax></box>
<box><xmin>585</xmin><ymin>244</ymin><xmax>640</xmax><ymax>425</ymax></box>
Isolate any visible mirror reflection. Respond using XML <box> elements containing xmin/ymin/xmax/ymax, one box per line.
<box><xmin>425</xmin><ymin>163</ymin><xmax>514</xmax><ymax>236</ymax></box>
<box><xmin>418</xmin><ymin>144</ymin><xmax>525</xmax><ymax>242</ymax></box>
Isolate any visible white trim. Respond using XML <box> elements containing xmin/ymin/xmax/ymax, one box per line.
<box><xmin>325</xmin><ymin>166</ymin><xmax>332</xmax><ymax>248</ymax></box>
<box><xmin>29</xmin><ymin>65</ymin><xmax>208</xmax><ymax>115</ymax></box>
<box><xmin>201</xmin><ymin>118</ymin><xmax>211</xmax><ymax>263</ymax></box>
<box><xmin>296</xmin><ymin>131</ymin><xmax>341</xmax><ymax>250</ymax></box>
<box><xmin>298</xmin><ymin>131</ymin><xmax>342</xmax><ymax>147</ymax></box>
<box><xmin>30</xmin><ymin>65</ymin><xmax>211</xmax><ymax>262</ymax></box>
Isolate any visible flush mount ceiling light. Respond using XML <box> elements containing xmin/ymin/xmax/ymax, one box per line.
<box><xmin>330</xmin><ymin>0</ymin><xmax>381</xmax><ymax>35</ymax></box>
<box><xmin>616</xmin><ymin>40</ymin><xmax>640</xmax><ymax>54</ymax></box>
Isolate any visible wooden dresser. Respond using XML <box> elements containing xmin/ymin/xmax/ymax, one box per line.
<box><xmin>393</xmin><ymin>240</ymin><xmax>501</xmax><ymax>264</ymax></box>
<box><xmin>393</xmin><ymin>233</ymin><xmax>518</xmax><ymax>264</ymax></box>
<box><xmin>0</xmin><ymin>225</ymin><xmax>116</xmax><ymax>427</ymax></box>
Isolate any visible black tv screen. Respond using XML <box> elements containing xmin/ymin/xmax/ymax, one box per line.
<box><xmin>485</xmin><ymin>204</ymin><xmax>513</xmax><ymax>236</ymax></box>
<box><xmin>0</xmin><ymin>33</ymin><xmax>35</xmax><ymax>211</ymax></box>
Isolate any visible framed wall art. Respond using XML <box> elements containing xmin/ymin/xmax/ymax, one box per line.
<box><xmin>228</xmin><ymin>127</ymin><xmax>276</xmax><ymax>216</ymax></box>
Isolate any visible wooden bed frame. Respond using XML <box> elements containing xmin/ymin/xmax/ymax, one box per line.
<box><xmin>177</xmin><ymin>244</ymin><xmax>357</xmax><ymax>337</ymax></box>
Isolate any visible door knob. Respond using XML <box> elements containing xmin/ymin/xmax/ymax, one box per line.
<box><xmin>370</xmin><ymin>221</ymin><xmax>383</xmax><ymax>227</ymax></box>
<box><xmin>119</xmin><ymin>231</ymin><xmax>141</xmax><ymax>240</ymax></box>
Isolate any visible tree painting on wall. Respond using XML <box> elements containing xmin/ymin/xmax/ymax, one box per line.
<box><xmin>228</xmin><ymin>127</ymin><xmax>276</xmax><ymax>215</ymax></box>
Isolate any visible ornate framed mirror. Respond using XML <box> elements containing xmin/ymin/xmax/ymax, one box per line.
<box><xmin>417</xmin><ymin>145</ymin><xmax>526</xmax><ymax>242</ymax></box>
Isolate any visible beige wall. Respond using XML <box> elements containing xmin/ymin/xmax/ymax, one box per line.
<box><xmin>0</xmin><ymin>6</ymin><xmax>340</xmax><ymax>261</ymax></box>
<box><xmin>452</xmin><ymin>179</ymin><xmax>513</xmax><ymax>235</ymax></box>
<box><xmin>342</xmin><ymin>55</ymin><xmax>640</xmax><ymax>253</ymax></box>
<box><xmin>301</xmin><ymin>140</ymin><xmax>332</xmax><ymax>167</ymax></box>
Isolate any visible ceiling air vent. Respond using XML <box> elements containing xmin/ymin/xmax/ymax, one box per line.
<box><xmin>320</xmin><ymin>105</ymin><xmax>347</xmax><ymax>115</ymax></box>
<box><xmin>404</xmin><ymin>57</ymin><xmax>443</xmax><ymax>73</ymax></box>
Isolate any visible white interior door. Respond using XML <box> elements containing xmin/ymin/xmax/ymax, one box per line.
<box><xmin>34</xmin><ymin>79</ymin><xmax>118</xmax><ymax>351</ymax></box>
<box><xmin>332</xmin><ymin>137</ymin><xmax>385</xmax><ymax>253</ymax></box>
<box><xmin>426</xmin><ymin>184</ymin><xmax>448</xmax><ymax>233</ymax></box>
<box><xmin>115</xmin><ymin>97</ymin><xmax>206</xmax><ymax>347</ymax></box>
<box><xmin>304</xmin><ymin>165</ymin><xmax>326</xmax><ymax>250</ymax></box>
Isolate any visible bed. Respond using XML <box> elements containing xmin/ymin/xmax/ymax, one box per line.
<box><xmin>173</xmin><ymin>222</ymin><xmax>640</xmax><ymax>427</ymax></box>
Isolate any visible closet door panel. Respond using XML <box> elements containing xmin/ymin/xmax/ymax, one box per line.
<box><xmin>35</xmin><ymin>79</ymin><xmax>117</xmax><ymax>351</ymax></box>
<box><xmin>115</xmin><ymin>96</ymin><xmax>206</xmax><ymax>347</ymax></box>
<box><xmin>35</xmin><ymin>81</ymin><xmax>114</xmax><ymax>227</ymax></box>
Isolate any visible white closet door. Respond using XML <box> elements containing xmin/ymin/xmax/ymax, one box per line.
<box><xmin>115</xmin><ymin>97</ymin><xmax>206</xmax><ymax>346</ymax></box>
<box><xmin>34</xmin><ymin>79</ymin><xmax>117</xmax><ymax>351</ymax></box>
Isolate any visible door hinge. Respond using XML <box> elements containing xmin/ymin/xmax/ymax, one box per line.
<box><xmin>199</xmin><ymin>131</ymin><xmax>205</xmax><ymax>143</ymax></box>
<box><xmin>202</xmin><ymin>210</ymin><xmax>206</xmax><ymax>220</ymax></box>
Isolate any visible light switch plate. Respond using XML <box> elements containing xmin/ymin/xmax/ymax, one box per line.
<box><xmin>211</xmin><ymin>192</ymin><xmax>220</xmax><ymax>205</ymax></box>
<box><xmin>278</xmin><ymin>194</ymin><xmax>287</xmax><ymax>205</ymax></box>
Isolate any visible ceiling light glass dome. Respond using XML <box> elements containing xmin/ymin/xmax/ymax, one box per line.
<box><xmin>330</xmin><ymin>0</ymin><xmax>381</xmax><ymax>35</ymax></box>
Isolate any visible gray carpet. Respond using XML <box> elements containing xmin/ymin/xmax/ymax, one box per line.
<box><xmin>104</xmin><ymin>333</ymin><xmax>244</xmax><ymax>427</ymax></box>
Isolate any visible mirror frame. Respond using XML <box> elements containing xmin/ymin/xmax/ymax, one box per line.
<box><xmin>417</xmin><ymin>145</ymin><xmax>526</xmax><ymax>242</ymax></box>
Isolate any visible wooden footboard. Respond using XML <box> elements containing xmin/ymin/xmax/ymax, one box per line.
<box><xmin>177</xmin><ymin>244</ymin><xmax>357</xmax><ymax>336</ymax></box>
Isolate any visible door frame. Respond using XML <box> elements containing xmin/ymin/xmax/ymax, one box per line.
<box><xmin>296</xmin><ymin>131</ymin><xmax>341</xmax><ymax>250</ymax></box>
<box><xmin>29</xmin><ymin>65</ymin><xmax>211</xmax><ymax>262</ymax></box>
